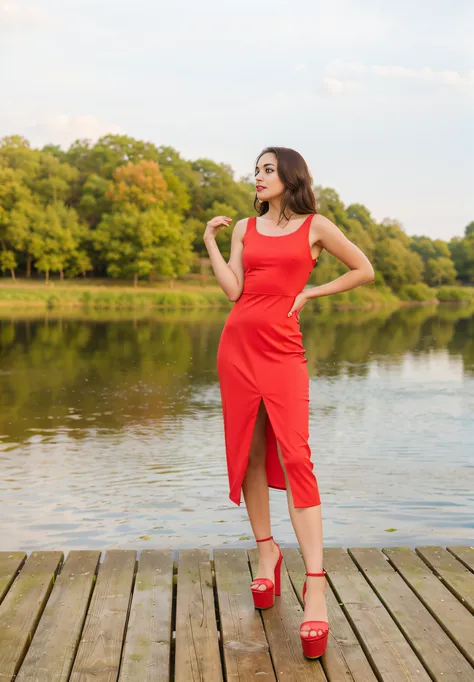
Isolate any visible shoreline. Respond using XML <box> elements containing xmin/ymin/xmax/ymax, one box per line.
<box><xmin>0</xmin><ymin>280</ymin><xmax>472</xmax><ymax>312</ymax></box>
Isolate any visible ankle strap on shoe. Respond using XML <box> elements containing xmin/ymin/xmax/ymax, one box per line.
<box><xmin>256</xmin><ymin>535</ymin><xmax>273</xmax><ymax>543</ymax></box>
<box><xmin>305</xmin><ymin>569</ymin><xmax>327</xmax><ymax>577</ymax></box>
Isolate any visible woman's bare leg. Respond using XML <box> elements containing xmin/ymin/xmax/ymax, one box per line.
<box><xmin>276</xmin><ymin>442</ymin><xmax>328</xmax><ymax>636</ymax></box>
<box><xmin>242</xmin><ymin>399</ymin><xmax>280</xmax><ymax>591</ymax></box>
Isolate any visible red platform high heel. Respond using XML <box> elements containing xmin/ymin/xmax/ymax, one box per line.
<box><xmin>300</xmin><ymin>569</ymin><xmax>329</xmax><ymax>659</ymax></box>
<box><xmin>250</xmin><ymin>535</ymin><xmax>283</xmax><ymax>609</ymax></box>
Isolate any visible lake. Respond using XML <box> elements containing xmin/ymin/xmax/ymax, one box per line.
<box><xmin>0</xmin><ymin>302</ymin><xmax>473</xmax><ymax>552</ymax></box>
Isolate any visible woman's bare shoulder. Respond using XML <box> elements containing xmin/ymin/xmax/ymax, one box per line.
<box><xmin>310</xmin><ymin>213</ymin><xmax>337</xmax><ymax>237</ymax></box>
<box><xmin>233</xmin><ymin>217</ymin><xmax>251</xmax><ymax>240</ymax></box>
<box><xmin>312</xmin><ymin>213</ymin><xmax>336</xmax><ymax>228</ymax></box>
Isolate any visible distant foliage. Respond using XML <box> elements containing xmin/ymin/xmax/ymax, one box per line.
<box><xmin>436</xmin><ymin>286</ymin><xmax>474</xmax><ymax>301</ymax></box>
<box><xmin>398</xmin><ymin>283</ymin><xmax>437</xmax><ymax>302</ymax></box>
<box><xmin>0</xmin><ymin>133</ymin><xmax>472</xmax><ymax>293</ymax></box>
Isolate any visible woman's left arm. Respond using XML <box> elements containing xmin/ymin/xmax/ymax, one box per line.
<box><xmin>304</xmin><ymin>214</ymin><xmax>375</xmax><ymax>301</ymax></box>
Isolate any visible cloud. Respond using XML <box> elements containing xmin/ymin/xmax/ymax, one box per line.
<box><xmin>295</xmin><ymin>61</ymin><xmax>363</xmax><ymax>97</ymax></box>
<box><xmin>318</xmin><ymin>78</ymin><xmax>363</xmax><ymax>96</ymax></box>
<box><xmin>25</xmin><ymin>115</ymin><xmax>122</xmax><ymax>148</ymax></box>
<box><xmin>328</xmin><ymin>61</ymin><xmax>474</xmax><ymax>94</ymax></box>
<box><xmin>1</xmin><ymin>1</ymin><xmax>55</xmax><ymax>30</ymax></box>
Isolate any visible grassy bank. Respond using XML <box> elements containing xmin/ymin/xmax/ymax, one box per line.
<box><xmin>0</xmin><ymin>279</ymin><xmax>472</xmax><ymax>311</ymax></box>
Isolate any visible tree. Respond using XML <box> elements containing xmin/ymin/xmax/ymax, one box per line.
<box><xmin>76</xmin><ymin>173</ymin><xmax>111</xmax><ymax>228</ymax></box>
<box><xmin>160</xmin><ymin>166</ymin><xmax>191</xmax><ymax>214</ymax></box>
<box><xmin>424</xmin><ymin>257</ymin><xmax>457</xmax><ymax>286</ymax></box>
<box><xmin>410</xmin><ymin>235</ymin><xmax>437</xmax><ymax>262</ymax></box>
<box><xmin>432</xmin><ymin>239</ymin><xmax>451</xmax><ymax>259</ymax></box>
<box><xmin>0</xmin><ymin>135</ymin><xmax>40</xmax><ymax>175</ymax></box>
<box><xmin>65</xmin><ymin>134</ymin><xmax>161</xmax><ymax>179</ymax></box>
<box><xmin>67</xmin><ymin>249</ymin><xmax>93</xmax><ymax>278</ymax></box>
<box><xmin>410</xmin><ymin>235</ymin><xmax>451</xmax><ymax>261</ymax></box>
<box><xmin>0</xmin><ymin>136</ymin><xmax>78</xmax><ymax>206</ymax></box>
<box><xmin>107</xmin><ymin>160</ymin><xmax>171</xmax><ymax>209</ymax></box>
<box><xmin>449</xmin><ymin>221</ymin><xmax>474</xmax><ymax>283</ymax></box>
<box><xmin>31</xmin><ymin>203</ymin><xmax>85</xmax><ymax>281</ymax></box>
<box><xmin>93</xmin><ymin>206</ymin><xmax>193</xmax><ymax>286</ymax></box>
<box><xmin>33</xmin><ymin>151</ymin><xmax>78</xmax><ymax>205</ymax></box>
<box><xmin>346</xmin><ymin>203</ymin><xmax>373</xmax><ymax>226</ymax></box>
<box><xmin>315</xmin><ymin>187</ymin><xmax>347</xmax><ymax>227</ymax></box>
<box><xmin>0</xmin><ymin>166</ymin><xmax>41</xmax><ymax>277</ymax></box>
<box><xmin>157</xmin><ymin>145</ymin><xmax>200</xmax><ymax>211</ymax></box>
<box><xmin>380</xmin><ymin>218</ymin><xmax>411</xmax><ymax>246</ymax></box>
<box><xmin>374</xmin><ymin>238</ymin><xmax>424</xmax><ymax>291</ymax></box>
<box><xmin>6</xmin><ymin>202</ymin><xmax>44</xmax><ymax>277</ymax></box>
<box><xmin>0</xmin><ymin>250</ymin><xmax>17</xmax><ymax>279</ymax></box>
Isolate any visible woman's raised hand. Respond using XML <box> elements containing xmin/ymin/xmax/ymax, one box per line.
<box><xmin>204</xmin><ymin>216</ymin><xmax>233</xmax><ymax>242</ymax></box>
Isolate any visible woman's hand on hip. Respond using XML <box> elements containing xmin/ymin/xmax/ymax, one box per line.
<box><xmin>288</xmin><ymin>291</ymin><xmax>309</xmax><ymax>319</ymax></box>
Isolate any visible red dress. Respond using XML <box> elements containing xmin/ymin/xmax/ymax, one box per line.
<box><xmin>217</xmin><ymin>214</ymin><xmax>322</xmax><ymax>509</ymax></box>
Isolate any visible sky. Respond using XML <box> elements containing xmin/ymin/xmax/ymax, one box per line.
<box><xmin>1</xmin><ymin>0</ymin><xmax>473</xmax><ymax>241</ymax></box>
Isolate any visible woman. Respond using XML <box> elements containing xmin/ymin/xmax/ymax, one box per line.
<box><xmin>203</xmin><ymin>146</ymin><xmax>375</xmax><ymax>659</ymax></box>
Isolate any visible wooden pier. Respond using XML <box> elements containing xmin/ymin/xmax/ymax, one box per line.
<box><xmin>0</xmin><ymin>545</ymin><xmax>473</xmax><ymax>681</ymax></box>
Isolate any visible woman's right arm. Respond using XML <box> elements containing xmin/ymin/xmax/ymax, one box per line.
<box><xmin>203</xmin><ymin>216</ymin><xmax>246</xmax><ymax>301</ymax></box>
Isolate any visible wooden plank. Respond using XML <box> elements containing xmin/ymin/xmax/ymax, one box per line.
<box><xmin>69</xmin><ymin>550</ymin><xmax>136</xmax><ymax>682</ymax></box>
<box><xmin>213</xmin><ymin>548</ymin><xmax>275</xmax><ymax>681</ymax></box>
<box><xmin>119</xmin><ymin>550</ymin><xmax>173</xmax><ymax>682</ymax></box>
<box><xmin>383</xmin><ymin>547</ymin><xmax>474</xmax><ymax>667</ymax></box>
<box><xmin>350</xmin><ymin>547</ymin><xmax>474</xmax><ymax>681</ymax></box>
<box><xmin>416</xmin><ymin>546</ymin><xmax>474</xmax><ymax>613</ymax></box>
<box><xmin>248</xmin><ymin>548</ymin><xmax>326</xmax><ymax>681</ymax></box>
<box><xmin>324</xmin><ymin>548</ymin><xmax>431</xmax><ymax>681</ymax></box>
<box><xmin>284</xmin><ymin>547</ymin><xmax>378</xmax><ymax>682</ymax></box>
<box><xmin>0</xmin><ymin>552</ymin><xmax>27</xmax><ymax>603</ymax></box>
<box><xmin>15</xmin><ymin>551</ymin><xmax>100</xmax><ymax>682</ymax></box>
<box><xmin>0</xmin><ymin>551</ymin><xmax>63</xmax><ymax>682</ymax></box>
<box><xmin>447</xmin><ymin>546</ymin><xmax>474</xmax><ymax>573</ymax></box>
<box><xmin>174</xmin><ymin>549</ymin><xmax>223</xmax><ymax>682</ymax></box>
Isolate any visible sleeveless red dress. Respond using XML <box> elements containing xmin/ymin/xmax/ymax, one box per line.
<box><xmin>217</xmin><ymin>214</ymin><xmax>322</xmax><ymax>508</ymax></box>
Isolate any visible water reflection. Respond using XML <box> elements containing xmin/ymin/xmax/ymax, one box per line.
<box><xmin>1</xmin><ymin>303</ymin><xmax>473</xmax><ymax>551</ymax></box>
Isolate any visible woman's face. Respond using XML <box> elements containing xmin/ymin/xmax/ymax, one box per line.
<box><xmin>255</xmin><ymin>152</ymin><xmax>285</xmax><ymax>201</ymax></box>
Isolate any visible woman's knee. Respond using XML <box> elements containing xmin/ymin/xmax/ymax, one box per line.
<box><xmin>248</xmin><ymin>446</ymin><xmax>266</xmax><ymax>468</ymax></box>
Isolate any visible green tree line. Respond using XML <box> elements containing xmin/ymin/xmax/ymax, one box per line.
<box><xmin>0</xmin><ymin>134</ymin><xmax>472</xmax><ymax>291</ymax></box>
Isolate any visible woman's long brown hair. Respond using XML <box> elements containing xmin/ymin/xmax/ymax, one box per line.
<box><xmin>253</xmin><ymin>146</ymin><xmax>318</xmax><ymax>224</ymax></box>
